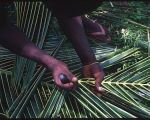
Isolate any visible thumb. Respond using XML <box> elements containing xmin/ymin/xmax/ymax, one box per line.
<box><xmin>71</xmin><ymin>76</ymin><xmax>78</xmax><ymax>83</ymax></box>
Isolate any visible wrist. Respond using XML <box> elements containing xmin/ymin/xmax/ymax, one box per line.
<box><xmin>40</xmin><ymin>55</ymin><xmax>58</xmax><ymax>71</ymax></box>
<box><xmin>83</xmin><ymin>61</ymin><xmax>104</xmax><ymax>71</ymax></box>
<box><xmin>80</xmin><ymin>52</ymin><xmax>97</xmax><ymax>66</ymax></box>
<box><xmin>82</xmin><ymin>59</ymin><xmax>97</xmax><ymax>66</ymax></box>
<box><xmin>84</xmin><ymin>61</ymin><xmax>99</xmax><ymax>67</ymax></box>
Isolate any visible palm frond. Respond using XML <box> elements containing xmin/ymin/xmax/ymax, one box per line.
<box><xmin>0</xmin><ymin>1</ymin><xmax>149</xmax><ymax>118</ymax></box>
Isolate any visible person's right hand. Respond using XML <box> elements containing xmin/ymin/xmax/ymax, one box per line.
<box><xmin>51</xmin><ymin>60</ymin><xmax>78</xmax><ymax>90</ymax></box>
<box><xmin>83</xmin><ymin>62</ymin><xmax>105</xmax><ymax>93</ymax></box>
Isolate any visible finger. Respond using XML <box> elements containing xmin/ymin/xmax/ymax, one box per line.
<box><xmin>95</xmin><ymin>82</ymin><xmax>105</xmax><ymax>93</ymax></box>
<box><xmin>61</xmin><ymin>82</ymin><xmax>75</xmax><ymax>90</ymax></box>
<box><xmin>95</xmin><ymin>74</ymin><xmax>105</xmax><ymax>93</ymax></box>
<box><xmin>71</xmin><ymin>76</ymin><xmax>78</xmax><ymax>83</ymax></box>
<box><xmin>83</xmin><ymin>66</ymin><xmax>91</xmax><ymax>78</ymax></box>
<box><xmin>54</xmin><ymin>74</ymin><xmax>75</xmax><ymax>90</ymax></box>
<box><xmin>56</xmin><ymin>79</ymin><xmax>75</xmax><ymax>90</ymax></box>
<box><xmin>64</xmin><ymin>70</ymin><xmax>78</xmax><ymax>83</ymax></box>
<box><xmin>61</xmin><ymin>73</ymin><xmax>77</xmax><ymax>89</ymax></box>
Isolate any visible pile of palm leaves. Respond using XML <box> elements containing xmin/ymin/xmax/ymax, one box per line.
<box><xmin>0</xmin><ymin>1</ymin><xmax>149</xmax><ymax>118</ymax></box>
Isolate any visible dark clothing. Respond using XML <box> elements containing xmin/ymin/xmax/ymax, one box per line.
<box><xmin>43</xmin><ymin>0</ymin><xmax>102</xmax><ymax>17</ymax></box>
<box><xmin>0</xmin><ymin>2</ymin><xmax>8</xmax><ymax>27</ymax></box>
<box><xmin>0</xmin><ymin>1</ymin><xmax>102</xmax><ymax>26</ymax></box>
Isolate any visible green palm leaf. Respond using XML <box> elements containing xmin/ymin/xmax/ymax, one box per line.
<box><xmin>0</xmin><ymin>1</ymin><xmax>149</xmax><ymax>118</ymax></box>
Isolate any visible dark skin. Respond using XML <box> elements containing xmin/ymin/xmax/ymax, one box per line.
<box><xmin>56</xmin><ymin>15</ymin><xmax>104</xmax><ymax>92</ymax></box>
<box><xmin>0</xmin><ymin>3</ymin><xmax>104</xmax><ymax>92</ymax></box>
<box><xmin>0</xmin><ymin>23</ymin><xmax>77</xmax><ymax>90</ymax></box>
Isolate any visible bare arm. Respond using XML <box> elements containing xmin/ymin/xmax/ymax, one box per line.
<box><xmin>0</xmin><ymin>23</ymin><xmax>77</xmax><ymax>89</ymax></box>
<box><xmin>56</xmin><ymin>16</ymin><xmax>96</xmax><ymax>65</ymax></box>
<box><xmin>56</xmin><ymin>15</ymin><xmax>104</xmax><ymax>92</ymax></box>
<box><xmin>0</xmin><ymin>23</ymin><xmax>57</xmax><ymax>69</ymax></box>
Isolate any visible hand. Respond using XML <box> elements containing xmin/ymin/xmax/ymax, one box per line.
<box><xmin>51</xmin><ymin>60</ymin><xmax>78</xmax><ymax>90</ymax></box>
<box><xmin>83</xmin><ymin>62</ymin><xmax>105</xmax><ymax>93</ymax></box>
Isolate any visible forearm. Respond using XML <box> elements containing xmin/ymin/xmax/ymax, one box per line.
<box><xmin>19</xmin><ymin>42</ymin><xmax>58</xmax><ymax>70</ymax></box>
<box><xmin>56</xmin><ymin>16</ymin><xmax>96</xmax><ymax>65</ymax></box>
<box><xmin>0</xmin><ymin>23</ymin><xmax>57</xmax><ymax>70</ymax></box>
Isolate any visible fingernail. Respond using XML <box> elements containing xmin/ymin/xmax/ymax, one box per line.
<box><xmin>99</xmin><ymin>87</ymin><xmax>104</xmax><ymax>91</ymax></box>
<box><xmin>72</xmin><ymin>77</ymin><xmax>77</xmax><ymax>82</ymax></box>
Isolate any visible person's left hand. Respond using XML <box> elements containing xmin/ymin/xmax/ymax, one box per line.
<box><xmin>83</xmin><ymin>62</ymin><xmax>105</xmax><ymax>93</ymax></box>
